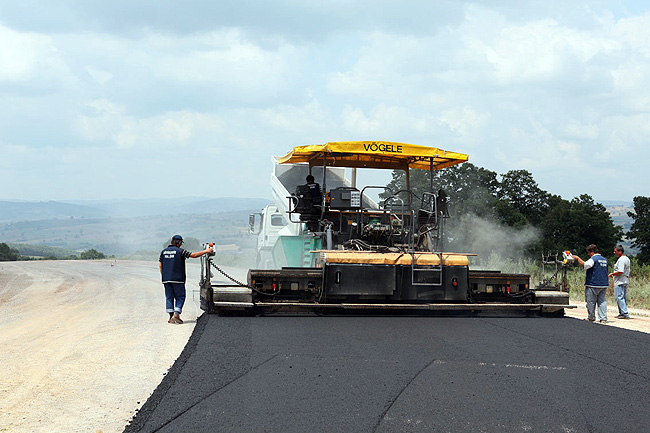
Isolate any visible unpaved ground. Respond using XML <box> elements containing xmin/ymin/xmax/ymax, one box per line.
<box><xmin>0</xmin><ymin>260</ymin><xmax>215</xmax><ymax>433</ymax></box>
<box><xmin>0</xmin><ymin>260</ymin><xmax>648</xmax><ymax>433</ymax></box>
<box><xmin>565</xmin><ymin>298</ymin><xmax>650</xmax><ymax>332</ymax></box>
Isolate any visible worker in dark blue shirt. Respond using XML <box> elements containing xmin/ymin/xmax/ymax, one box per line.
<box><xmin>305</xmin><ymin>174</ymin><xmax>322</xmax><ymax>203</ymax></box>
<box><xmin>159</xmin><ymin>235</ymin><xmax>213</xmax><ymax>324</ymax></box>
<box><xmin>572</xmin><ymin>244</ymin><xmax>609</xmax><ymax>323</ymax></box>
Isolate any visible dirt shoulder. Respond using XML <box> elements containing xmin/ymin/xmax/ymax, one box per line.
<box><xmin>0</xmin><ymin>260</ymin><xmax>204</xmax><ymax>433</ymax></box>
<box><xmin>565</xmin><ymin>299</ymin><xmax>650</xmax><ymax>333</ymax></box>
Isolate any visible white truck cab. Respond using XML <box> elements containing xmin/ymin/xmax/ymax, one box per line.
<box><xmin>251</xmin><ymin>204</ymin><xmax>288</xmax><ymax>268</ymax></box>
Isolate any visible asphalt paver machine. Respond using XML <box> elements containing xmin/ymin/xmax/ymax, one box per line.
<box><xmin>200</xmin><ymin>141</ymin><xmax>571</xmax><ymax>315</ymax></box>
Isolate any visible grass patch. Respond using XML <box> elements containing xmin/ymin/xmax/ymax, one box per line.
<box><xmin>566</xmin><ymin>259</ymin><xmax>650</xmax><ymax>310</ymax></box>
<box><xmin>472</xmin><ymin>253</ymin><xmax>650</xmax><ymax>310</ymax></box>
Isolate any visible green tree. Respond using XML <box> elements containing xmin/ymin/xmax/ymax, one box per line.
<box><xmin>497</xmin><ymin>169</ymin><xmax>550</xmax><ymax>226</ymax></box>
<box><xmin>0</xmin><ymin>243</ymin><xmax>20</xmax><ymax>261</ymax></box>
<box><xmin>382</xmin><ymin>163</ymin><xmax>624</xmax><ymax>259</ymax></box>
<box><xmin>381</xmin><ymin>163</ymin><xmax>501</xmax><ymax>219</ymax></box>
<box><xmin>628</xmin><ymin>196</ymin><xmax>650</xmax><ymax>264</ymax></box>
<box><xmin>381</xmin><ymin>163</ymin><xmax>535</xmax><ymax>255</ymax></box>
<box><xmin>439</xmin><ymin>163</ymin><xmax>501</xmax><ymax>220</ymax></box>
<box><xmin>573</xmin><ymin>195</ymin><xmax>623</xmax><ymax>255</ymax></box>
<box><xmin>539</xmin><ymin>194</ymin><xmax>623</xmax><ymax>257</ymax></box>
<box><xmin>80</xmin><ymin>249</ymin><xmax>106</xmax><ymax>260</ymax></box>
<box><xmin>537</xmin><ymin>194</ymin><xmax>572</xmax><ymax>254</ymax></box>
<box><xmin>494</xmin><ymin>199</ymin><xmax>528</xmax><ymax>228</ymax></box>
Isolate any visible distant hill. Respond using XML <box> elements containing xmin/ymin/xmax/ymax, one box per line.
<box><xmin>0</xmin><ymin>200</ymin><xmax>107</xmax><ymax>223</ymax></box>
<box><xmin>0</xmin><ymin>197</ymin><xmax>271</xmax><ymax>222</ymax></box>
<box><xmin>1</xmin><ymin>211</ymin><xmax>258</xmax><ymax>256</ymax></box>
<box><xmin>0</xmin><ymin>197</ymin><xmax>271</xmax><ymax>257</ymax></box>
<box><xmin>598</xmin><ymin>200</ymin><xmax>633</xmax><ymax>208</ymax></box>
<box><xmin>67</xmin><ymin>197</ymin><xmax>271</xmax><ymax>218</ymax></box>
<box><xmin>601</xmin><ymin>202</ymin><xmax>633</xmax><ymax>231</ymax></box>
<box><xmin>8</xmin><ymin>243</ymin><xmax>79</xmax><ymax>259</ymax></box>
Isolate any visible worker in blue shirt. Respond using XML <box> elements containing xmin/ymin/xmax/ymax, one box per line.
<box><xmin>159</xmin><ymin>235</ymin><xmax>213</xmax><ymax>324</ymax></box>
<box><xmin>572</xmin><ymin>244</ymin><xmax>609</xmax><ymax>323</ymax></box>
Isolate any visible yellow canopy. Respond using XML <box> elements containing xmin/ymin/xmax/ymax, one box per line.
<box><xmin>278</xmin><ymin>141</ymin><xmax>468</xmax><ymax>170</ymax></box>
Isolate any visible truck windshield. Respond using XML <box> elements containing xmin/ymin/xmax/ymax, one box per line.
<box><xmin>271</xmin><ymin>214</ymin><xmax>288</xmax><ymax>227</ymax></box>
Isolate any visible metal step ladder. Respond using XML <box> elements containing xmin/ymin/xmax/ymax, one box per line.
<box><xmin>410</xmin><ymin>251</ymin><xmax>443</xmax><ymax>286</ymax></box>
<box><xmin>410</xmin><ymin>193</ymin><xmax>445</xmax><ymax>287</ymax></box>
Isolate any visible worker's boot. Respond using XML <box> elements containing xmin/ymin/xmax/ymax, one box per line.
<box><xmin>172</xmin><ymin>313</ymin><xmax>183</xmax><ymax>324</ymax></box>
<box><xmin>168</xmin><ymin>313</ymin><xmax>175</xmax><ymax>324</ymax></box>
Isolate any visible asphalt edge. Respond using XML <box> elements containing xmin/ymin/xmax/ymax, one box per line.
<box><xmin>122</xmin><ymin>312</ymin><xmax>209</xmax><ymax>433</ymax></box>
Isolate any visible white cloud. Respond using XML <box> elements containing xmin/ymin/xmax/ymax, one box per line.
<box><xmin>611</xmin><ymin>62</ymin><xmax>650</xmax><ymax>110</ymax></box>
<box><xmin>495</xmin><ymin>123</ymin><xmax>586</xmax><ymax>175</ymax></box>
<box><xmin>258</xmin><ymin>100</ymin><xmax>331</xmax><ymax>136</ymax></box>
<box><xmin>0</xmin><ymin>143</ymin><xmax>29</xmax><ymax>171</ymax></box>
<box><xmin>340</xmin><ymin>105</ymin><xmax>382</xmax><ymax>134</ymax></box>
<box><xmin>148</xmin><ymin>29</ymin><xmax>301</xmax><ymax>89</ymax></box>
<box><xmin>75</xmin><ymin>99</ymin><xmax>126</xmax><ymax>142</ymax></box>
<box><xmin>439</xmin><ymin>107</ymin><xmax>490</xmax><ymax>139</ymax></box>
<box><xmin>86</xmin><ymin>66</ymin><xmax>113</xmax><ymax>85</ymax></box>
<box><xmin>338</xmin><ymin>103</ymin><xmax>438</xmax><ymax>140</ymax></box>
<box><xmin>0</xmin><ymin>25</ymin><xmax>48</xmax><ymax>81</ymax></box>
<box><xmin>601</xmin><ymin>113</ymin><xmax>650</xmax><ymax>150</ymax></box>
<box><xmin>611</xmin><ymin>12</ymin><xmax>650</xmax><ymax>54</ymax></box>
<box><xmin>2</xmin><ymin>2</ymin><xmax>650</xmax><ymax>202</ymax></box>
<box><xmin>75</xmin><ymin>99</ymin><xmax>223</xmax><ymax>149</ymax></box>
<box><xmin>327</xmin><ymin>70</ymin><xmax>385</xmax><ymax>99</ymax></box>
<box><xmin>562</xmin><ymin>121</ymin><xmax>599</xmax><ymax>140</ymax></box>
<box><xmin>0</xmin><ymin>24</ymin><xmax>70</xmax><ymax>84</ymax></box>
<box><xmin>460</xmin><ymin>9</ymin><xmax>605</xmax><ymax>83</ymax></box>
<box><xmin>326</xmin><ymin>31</ymin><xmax>450</xmax><ymax>102</ymax></box>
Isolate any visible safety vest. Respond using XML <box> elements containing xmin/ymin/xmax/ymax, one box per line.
<box><xmin>585</xmin><ymin>254</ymin><xmax>608</xmax><ymax>289</ymax></box>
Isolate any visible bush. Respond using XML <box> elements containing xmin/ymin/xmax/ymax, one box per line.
<box><xmin>79</xmin><ymin>249</ymin><xmax>106</xmax><ymax>260</ymax></box>
<box><xmin>0</xmin><ymin>243</ymin><xmax>20</xmax><ymax>261</ymax></box>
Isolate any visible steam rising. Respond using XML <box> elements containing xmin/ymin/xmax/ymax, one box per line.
<box><xmin>447</xmin><ymin>213</ymin><xmax>540</xmax><ymax>271</ymax></box>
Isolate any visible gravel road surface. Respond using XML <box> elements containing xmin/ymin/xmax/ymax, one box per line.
<box><xmin>0</xmin><ymin>260</ymin><xmax>204</xmax><ymax>433</ymax></box>
<box><xmin>126</xmin><ymin>312</ymin><xmax>650</xmax><ymax>433</ymax></box>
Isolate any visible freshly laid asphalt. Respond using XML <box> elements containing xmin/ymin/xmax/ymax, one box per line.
<box><xmin>124</xmin><ymin>313</ymin><xmax>650</xmax><ymax>433</ymax></box>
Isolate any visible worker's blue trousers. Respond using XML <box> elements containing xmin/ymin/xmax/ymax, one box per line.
<box><xmin>164</xmin><ymin>282</ymin><xmax>186</xmax><ymax>314</ymax></box>
<box><xmin>615</xmin><ymin>283</ymin><xmax>629</xmax><ymax>316</ymax></box>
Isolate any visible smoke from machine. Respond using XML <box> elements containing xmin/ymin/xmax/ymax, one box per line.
<box><xmin>447</xmin><ymin>213</ymin><xmax>540</xmax><ymax>271</ymax></box>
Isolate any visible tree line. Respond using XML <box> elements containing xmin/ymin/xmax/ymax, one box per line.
<box><xmin>0</xmin><ymin>244</ymin><xmax>108</xmax><ymax>261</ymax></box>
<box><xmin>628</xmin><ymin>196</ymin><xmax>650</xmax><ymax>264</ymax></box>
<box><xmin>381</xmin><ymin>163</ymin><xmax>650</xmax><ymax>261</ymax></box>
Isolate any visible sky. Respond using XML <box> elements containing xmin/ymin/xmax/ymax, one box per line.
<box><xmin>1</xmin><ymin>0</ymin><xmax>649</xmax><ymax>203</ymax></box>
